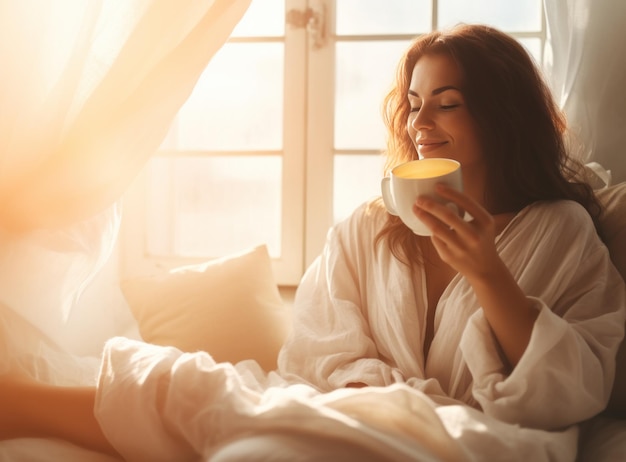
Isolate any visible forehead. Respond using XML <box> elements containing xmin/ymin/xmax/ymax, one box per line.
<box><xmin>409</xmin><ymin>53</ymin><xmax>463</xmax><ymax>94</ymax></box>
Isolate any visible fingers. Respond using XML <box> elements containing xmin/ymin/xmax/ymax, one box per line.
<box><xmin>413</xmin><ymin>199</ymin><xmax>459</xmax><ymax>236</ymax></box>
<box><xmin>433</xmin><ymin>184</ymin><xmax>491</xmax><ymax>225</ymax></box>
<box><xmin>412</xmin><ymin>183</ymin><xmax>494</xmax><ymax>241</ymax></box>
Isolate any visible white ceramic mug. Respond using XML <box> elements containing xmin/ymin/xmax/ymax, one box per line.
<box><xmin>380</xmin><ymin>158</ymin><xmax>463</xmax><ymax>236</ymax></box>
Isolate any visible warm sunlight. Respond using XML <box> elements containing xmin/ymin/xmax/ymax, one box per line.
<box><xmin>3</xmin><ymin>2</ymin><xmax>625</xmax><ymax>460</ymax></box>
<box><xmin>136</xmin><ymin>0</ymin><xmax>547</xmax><ymax>285</ymax></box>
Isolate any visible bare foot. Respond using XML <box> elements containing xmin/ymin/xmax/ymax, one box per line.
<box><xmin>0</xmin><ymin>374</ymin><xmax>118</xmax><ymax>456</ymax></box>
<box><xmin>0</xmin><ymin>371</ymin><xmax>39</xmax><ymax>440</ymax></box>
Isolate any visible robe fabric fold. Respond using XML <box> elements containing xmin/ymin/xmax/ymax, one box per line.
<box><xmin>279</xmin><ymin>199</ymin><xmax>625</xmax><ymax>428</ymax></box>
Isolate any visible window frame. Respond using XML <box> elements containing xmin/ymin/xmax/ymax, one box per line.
<box><xmin>120</xmin><ymin>0</ymin><xmax>546</xmax><ymax>285</ymax></box>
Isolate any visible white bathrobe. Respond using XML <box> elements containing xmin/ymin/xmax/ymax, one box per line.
<box><xmin>278</xmin><ymin>199</ymin><xmax>626</xmax><ymax>428</ymax></box>
<box><xmin>95</xmin><ymin>199</ymin><xmax>626</xmax><ymax>462</ymax></box>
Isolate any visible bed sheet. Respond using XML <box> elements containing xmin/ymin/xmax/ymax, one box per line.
<box><xmin>1</xmin><ymin>289</ymin><xmax>624</xmax><ymax>461</ymax></box>
<box><xmin>578</xmin><ymin>415</ymin><xmax>626</xmax><ymax>461</ymax></box>
<box><xmin>2</xmin><ymin>419</ymin><xmax>625</xmax><ymax>462</ymax></box>
<box><xmin>0</xmin><ymin>439</ymin><xmax>121</xmax><ymax>462</ymax></box>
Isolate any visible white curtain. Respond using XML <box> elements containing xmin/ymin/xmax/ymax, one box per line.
<box><xmin>0</xmin><ymin>0</ymin><xmax>251</xmax><ymax>369</ymax></box>
<box><xmin>543</xmin><ymin>0</ymin><xmax>626</xmax><ymax>184</ymax></box>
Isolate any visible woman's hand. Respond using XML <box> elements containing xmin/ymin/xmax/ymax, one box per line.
<box><xmin>412</xmin><ymin>183</ymin><xmax>500</xmax><ymax>283</ymax></box>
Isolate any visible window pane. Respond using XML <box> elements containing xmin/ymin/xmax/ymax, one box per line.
<box><xmin>162</xmin><ymin>43</ymin><xmax>284</xmax><ymax>151</ymax></box>
<box><xmin>335</xmin><ymin>41</ymin><xmax>411</xmax><ymax>150</ymax></box>
<box><xmin>146</xmin><ymin>156</ymin><xmax>282</xmax><ymax>258</ymax></box>
<box><xmin>438</xmin><ymin>0</ymin><xmax>542</xmax><ymax>32</ymax></box>
<box><xmin>333</xmin><ymin>154</ymin><xmax>385</xmax><ymax>223</ymax></box>
<box><xmin>336</xmin><ymin>0</ymin><xmax>431</xmax><ymax>35</ymax></box>
<box><xmin>231</xmin><ymin>0</ymin><xmax>285</xmax><ymax>37</ymax></box>
<box><xmin>519</xmin><ymin>38</ymin><xmax>542</xmax><ymax>64</ymax></box>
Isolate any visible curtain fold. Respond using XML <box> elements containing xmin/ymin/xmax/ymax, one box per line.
<box><xmin>0</xmin><ymin>0</ymin><xmax>251</xmax><ymax>358</ymax></box>
<box><xmin>0</xmin><ymin>0</ymin><xmax>252</xmax><ymax>231</ymax></box>
<box><xmin>543</xmin><ymin>0</ymin><xmax>626</xmax><ymax>183</ymax></box>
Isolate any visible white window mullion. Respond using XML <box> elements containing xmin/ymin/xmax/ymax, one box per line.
<box><xmin>305</xmin><ymin>0</ymin><xmax>336</xmax><ymax>269</ymax></box>
<box><xmin>279</xmin><ymin>0</ymin><xmax>309</xmax><ymax>284</ymax></box>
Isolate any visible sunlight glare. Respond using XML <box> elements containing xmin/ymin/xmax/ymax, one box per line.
<box><xmin>231</xmin><ymin>0</ymin><xmax>284</xmax><ymax>37</ymax></box>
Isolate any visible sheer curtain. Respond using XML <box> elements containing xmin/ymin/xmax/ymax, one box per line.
<box><xmin>543</xmin><ymin>0</ymin><xmax>626</xmax><ymax>184</ymax></box>
<box><xmin>0</xmin><ymin>0</ymin><xmax>251</xmax><ymax>372</ymax></box>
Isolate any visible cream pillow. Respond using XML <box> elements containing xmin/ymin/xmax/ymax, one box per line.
<box><xmin>596</xmin><ymin>182</ymin><xmax>626</xmax><ymax>418</ymax></box>
<box><xmin>121</xmin><ymin>245</ymin><xmax>289</xmax><ymax>372</ymax></box>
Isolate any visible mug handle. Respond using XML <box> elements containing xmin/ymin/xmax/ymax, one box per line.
<box><xmin>380</xmin><ymin>177</ymin><xmax>399</xmax><ymax>216</ymax></box>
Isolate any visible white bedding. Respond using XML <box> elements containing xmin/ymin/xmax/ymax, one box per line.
<box><xmin>1</xmin><ymin>199</ymin><xmax>625</xmax><ymax>461</ymax></box>
<box><xmin>0</xmin><ymin>303</ymin><xmax>624</xmax><ymax>461</ymax></box>
<box><xmin>95</xmin><ymin>337</ymin><xmax>581</xmax><ymax>462</ymax></box>
<box><xmin>4</xmin><ymin>417</ymin><xmax>622</xmax><ymax>462</ymax></box>
<box><xmin>578</xmin><ymin>416</ymin><xmax>626</xmax><ymax>461</ymax></box>
<box><xmin>3</xmin><ymin>344</ymin><xmax>615</xmax><ymax>462</ymax></box>
<box><xmin>92</xmin><ymin>336</ymin><xmax>626</xmax><ymax>462</ymax></box>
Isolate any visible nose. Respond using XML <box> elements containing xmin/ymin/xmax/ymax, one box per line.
<box><xmin>410</xmin><ymin>106</ymin><xmax>435</xmax><ymax>130</ymax></box>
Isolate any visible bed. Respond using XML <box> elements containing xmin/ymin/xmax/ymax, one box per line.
<box><xmin>0</xmin><ymin>174</ymin><xmax>625</xmax><ymax>461</ymax></box>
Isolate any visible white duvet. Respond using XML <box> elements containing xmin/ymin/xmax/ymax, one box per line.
<box><xmin>93</xmin><ymin>199</ymin><xmax>626</xmax><ymax>461</ymax></box>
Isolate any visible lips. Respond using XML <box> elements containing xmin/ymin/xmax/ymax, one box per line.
<box><xmin>417</xmin><ymin>140</ymin><xmax>448</xmax><ymax>154</ymax></box>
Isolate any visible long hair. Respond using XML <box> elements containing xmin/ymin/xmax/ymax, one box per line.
<box><xmin>376</xmin><ymin>23</ymin><xmax>602</xmax><ymax>264</ymax></box>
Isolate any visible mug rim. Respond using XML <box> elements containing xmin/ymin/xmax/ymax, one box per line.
<box><xmin>391</xmin><ymin>158</ymin><xmax>460</xmax><ymax>178</ymax></box>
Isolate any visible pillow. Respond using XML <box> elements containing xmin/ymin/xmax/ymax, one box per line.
<box><xmin>596</xmin><ymin>182</ymin><xmax>626</xmax><ymax>418</ymax></box>
<box><xmin>121</xmin><ymin>245</ymin><xmax>289</xmax><ymax>372</ymax></box>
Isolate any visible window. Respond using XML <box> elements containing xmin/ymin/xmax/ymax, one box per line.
<box><xmin>121</xmin><ymin>0</ymin><xmax>545</xmax><ymax>285</ymax></box>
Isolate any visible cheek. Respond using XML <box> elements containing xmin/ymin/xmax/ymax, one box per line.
<box><xmin>406</xmin><ymin>116</ymin><xmax>416</xmax><ymax>137</ymax></box>
<box><xmin>450</xmin><ymin>117</ymin><xmax>481</xmax><ymax>150</ymax></box>
<box><xmin>406</xmin><ymin>121</ymin><xmax>420</xmax><ymax>155</ymax></box>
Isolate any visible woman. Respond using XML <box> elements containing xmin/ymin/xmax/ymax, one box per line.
<box><xmin>278</xmin><ymin>21</ymin><xmax>625</xmax><ymax>442</ymax></box>
<box><xmin>2</xmin><ymin>24</ymin><xmax>625</xmax><ymax>461</ymax></box>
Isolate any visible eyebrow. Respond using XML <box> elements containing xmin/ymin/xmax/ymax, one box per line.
<box><xmin>408</xmin><ymin>85</ymin><xmax>461</xmax><ymax>97</ymax></box>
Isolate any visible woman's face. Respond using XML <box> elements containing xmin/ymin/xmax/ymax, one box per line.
<box><xmin>407</xmin><ymin>53</ymin><xmax>484</xmax><ymax>170</ymax></box>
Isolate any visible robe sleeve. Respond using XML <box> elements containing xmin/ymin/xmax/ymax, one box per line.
<box><xmin>277</xmin><ymin>202</ymin><xmax>408</xmax><ymax>391</ymax></box>
<box><xmin>460</xmin><ymin>201</ymin><xmax>626</xmax><ymax>430</ymax></box>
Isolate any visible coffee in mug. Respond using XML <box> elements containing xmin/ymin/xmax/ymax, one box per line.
<box><xmin>380</xmin><ymin>158</ymin><xmax>463</xmax><ymax>236</ymax></box>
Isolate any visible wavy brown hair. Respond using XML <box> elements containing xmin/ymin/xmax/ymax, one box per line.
<box><xmin>375</xmin><ymin>24</ymin><xmax>602</xmax><ymax>264</ymax></box>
